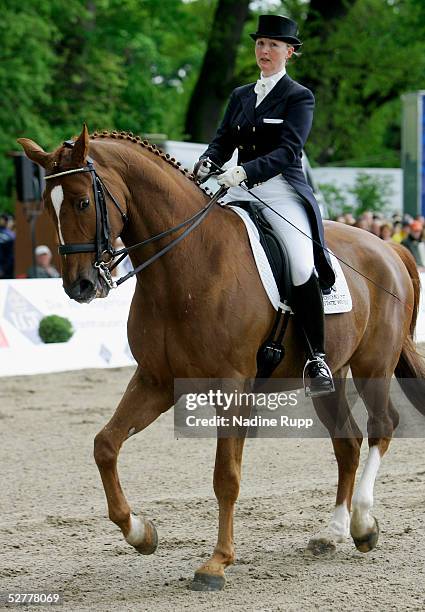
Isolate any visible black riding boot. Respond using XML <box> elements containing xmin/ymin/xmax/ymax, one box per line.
<box><xmin>292</xmin><ymin>273</ymin><xmax>334</xmax><ymax>397</ymax></box>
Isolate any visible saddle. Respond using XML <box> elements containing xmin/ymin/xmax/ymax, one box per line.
<box><xmin>230</xmin><ymin>201</ymin><xmax>334</xmax><ymax>381</ymax></box>
<box><xmin>230</xmin><ymin>201</ymin><xmax>293</xmax><ymax>305</ymax></box>
<box><xmin>229</xmin><ymin>201</ymin><xmax>293</xmax><ymax>381</ymax></box>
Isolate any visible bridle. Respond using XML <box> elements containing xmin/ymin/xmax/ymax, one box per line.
<box><xmin>45</xmin><ymin>141</ymin><xmax>226</xmax><ymax>289</ymax></box>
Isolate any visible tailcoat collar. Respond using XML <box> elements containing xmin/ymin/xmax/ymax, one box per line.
<box><xmin>241</xmin><ymin>74</ymin><xmax>292</xmax><ymax>124</ymax></box>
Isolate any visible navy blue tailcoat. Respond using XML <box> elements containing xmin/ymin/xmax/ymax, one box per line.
<box><xmin>201</xmin><ymin>74</ymin><xmax>335</xmax><ymax>290</ymax></box>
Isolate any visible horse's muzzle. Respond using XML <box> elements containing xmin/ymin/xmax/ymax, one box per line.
<box><xmin>64</xmin><ymin>277</ymin><xmax>97</xmax><ymax>303</ymax></box>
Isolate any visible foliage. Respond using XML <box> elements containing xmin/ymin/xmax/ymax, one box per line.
<box><xmin>1</xmin><ymin>0</ymin><xmax>215</xmax><ymax>213</ymax></box>
<box><xmin>317</xmin><ymin>183</ymin><xmax>348</xmax><ymax>218</ymax></box>
<box><xmin>293</xmin><ymin>0</ymin><xmax>425</xmax><ymax>168</ymax></box>
<box><xmin>38</xmin><ymin>315</ymin><xmax>74</xmax><ymax>344</ymax></box>
<box><xmin>2</xmin><ymin>0</ymin><xmax>425</xmax><ymax>215</ymax></box>
<box><xmin>0</xmin><ymin>2</ymin><xmax>57</xmax><ymax>213</ymax></box>
<box><xmin>349</xmin><ymin>172</ymin><xmax>394</xmax><ymax>216</ymax></box>
<box><xmin>319</xmin><ymin>172</ymin><xmax>395</xmax><ymax>218</ymax></box>
<box><xmin>232</xmin><ymin>0</ymin><xmax>425</xmax><ymax>169</ymax></box>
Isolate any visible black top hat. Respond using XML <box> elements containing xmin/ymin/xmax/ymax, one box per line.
<box><xmin>250</xmin><ymin>15</ymin><xmax>302</xmax><ymax>48</ymax></box>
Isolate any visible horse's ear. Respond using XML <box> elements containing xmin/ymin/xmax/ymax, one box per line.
<box><xmin>71</xmin><ymin>123</ymin><xmax>90</xmax><ymax>165</ymax></box>
<box><xmin>17</xmin><ymin>138</ymin><xmax>51</xmax><ymax>168</ymax></box>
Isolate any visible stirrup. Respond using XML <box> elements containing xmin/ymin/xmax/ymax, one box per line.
<box><xmin>302</xmin><ymin>355</ymin><xmax>335</xmax><ymax>398</ymax></box>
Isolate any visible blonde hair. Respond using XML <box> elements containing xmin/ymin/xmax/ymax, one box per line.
<box><xmin>285</xmin><ymin>43</ymin><xmax>301</xmax><ymax>61</ymax></box>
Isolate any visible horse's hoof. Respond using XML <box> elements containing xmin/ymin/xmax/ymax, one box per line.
<box><xmin>134</xmin><ymin>519</ymin><xmax>158</xmax><ymax>555</ymax></box>
<box><xmin>307</xmin><ymin>536</ymin><xmax>337</xmax><ymax>557</ymax></box>
<box><xmin>190</xmin><ymin>572</ymin><xmax>226</xmax><ymax>592</ymax></box>
<box><xmin>351</xmin><ymin>517</ymin><xmax>379</xmax><ymax>553</ymax></box>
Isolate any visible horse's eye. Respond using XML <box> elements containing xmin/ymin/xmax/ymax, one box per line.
<box><xmin>78</xmin><ymin>198</ymin><xmax>90</xmax><ymax>211</ymax></box>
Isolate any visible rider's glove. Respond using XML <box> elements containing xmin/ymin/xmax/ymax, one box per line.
<box><xmin>217</xmin><ymin>166</ymin><xmax>247</xmax><ymax>188</ymax></box>
<box><xmin>193</xmin><ymin>157</ymin><xmax>213</xmax><ymax>183</ymax></box>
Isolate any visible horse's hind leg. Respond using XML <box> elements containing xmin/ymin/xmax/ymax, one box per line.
<box><xmin>191</xmin><ymin>436</ymin><xmax>246</xmax><ymax>592</ymax></box>
<box><xmin>350</xmin><ymin>377</ymin><xmax>399</xmax><ymax>553</ymax></box>
<box><xmin>308</xmin><ymin>370</ymin><xmax>363</xmax><ymax>556</ymax></box>
<box><xmin>94</xmin><ymin>367</ymin><xmax>172</xmax><ymax>554</ymax></box>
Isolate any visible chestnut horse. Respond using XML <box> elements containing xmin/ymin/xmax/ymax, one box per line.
<box><xmin>18</xmin><ymin>126</ymin><xmax>425</xmax><ymax>591</ymax></box>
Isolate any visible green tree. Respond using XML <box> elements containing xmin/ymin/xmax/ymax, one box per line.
<box><xmin>0</xmin><ymin>2</ymin><xmax>57</xmax><ymax>211</ymax></box>
<box><xmin>2</xmin><ymin>0</ymin><xmax>213</xmax><ymax>212</ymax></box>
<box><xmin>45</xmin><ymin>0</ymin><xmax>125</xmax><ymax>133</ymax></box>
<box><xmin>295</xmin><ymin>0</ymin><xmax>425</xmax><ymax>167</ymax></box>
<box><xmin>4</xmin><ymin>0</ymin><xmax>425</xmax><ymax>217</ymax></box>
<box><xmin>317</xmin><ymin>183</ymin><xmax>348</xmax><ymax>218</ymax></box>
<box><xmin>349</xmin><ymin>172</ymin><xmax>394</xmax><ymax>216</ymax></box>
<box><xmin>184</xmin><ymin>0</ymin><xmax>251</xmax><ymax>141</ymax></box>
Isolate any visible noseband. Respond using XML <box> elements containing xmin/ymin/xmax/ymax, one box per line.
<box><xmin>45</xmin><ymin>140</ymin><xmax>225</xmax><ymax>289</ymax></box>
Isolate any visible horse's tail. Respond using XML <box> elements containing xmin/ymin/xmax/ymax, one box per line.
<box><xmin>390</xmin><ymin>243</ymin><xmax>425</xmax><ymax>416</ymax></box>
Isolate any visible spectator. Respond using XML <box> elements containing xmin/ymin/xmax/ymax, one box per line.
<box><xmin>370</xmin><ymin>220</ymin><xmax>382</xmax><ymax>237</ymax></box>
<box><xmin>392</xmin><ymin>221</ymin><xmax>409</xmax><ymax>244</ymax></box>
<box><xmin>27</xmin><ymin>245</ymin><xmax>60</xmax><ymax>278</ymax></box>
<box><xmin>354</xmin><ymin>217</ymin><xmax>369</xmax><ymax>231</ymax></box>
<box><xmin>343</xmin><ymin>212</ymin><xmax>356</xmax><ymax>225</ymax></box>
<box><xmin>401</xmin><ymin>221</ymin><xmax>425</xmax><ymax>270</ymax></box>
<box><xmin>0</xmin><ymin>213</ymin><xmax>15</xmax><ymax>278</ymax></box>
<box><xmin>359</xmin><ymin>211</ymin><xmax>373</xmax><ymax>231</ymax></box>
<box><xmin>379</xmin><ymin>223</ymin><xmax>393</xmax><ymax>241</ymax></box>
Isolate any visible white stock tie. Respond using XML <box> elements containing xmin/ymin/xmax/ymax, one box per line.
<box><xmin>254</xmin><ymin>68</ymin><xmax>286</xmax><ymax>107</ymax></box>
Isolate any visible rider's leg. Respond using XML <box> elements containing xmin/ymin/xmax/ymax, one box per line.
<box><xmin>291</xmin><ymin>272</ymin><xmax>334</xmax><ymax>395</ymax></box>
<box><xmin>258</xmin><ymin>184</ymin><xmax>334</xmax><ymax>396</ymax></box>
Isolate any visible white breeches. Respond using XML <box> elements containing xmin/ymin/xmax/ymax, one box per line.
<box><xmin>221</xmin><ymin>174</ymin><xmax>315</xmax><ymax>286</ymax></box>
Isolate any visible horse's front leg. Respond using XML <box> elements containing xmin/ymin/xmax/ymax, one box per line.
<box><xmin>94</xmin><ymin>367</ymin><xmax>172</xmax><ymax>554</ymax></box>
<box><xmin>191</xmin><ymin>436</ymin><xmax>246</xmax><ymax>591</ymax></box>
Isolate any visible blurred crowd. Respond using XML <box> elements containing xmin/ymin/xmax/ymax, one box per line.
<box><xmin>0</xmin><ymin>213</ymin><xmax>59</xmax><ymax>279</ymax></box>
<box><xmin>0</xmin><ymin>212</ymin><xmax>131</xmax><ymax>280</ymax></box>
<box><xmin>334</xmin><ymin>211</ymin><xmax>425</xmax><ymax>271</ymax></box>
<box><xmin>0</xmin><ymin>213</ymin><xmax>16</xmax><ymax>279</ymax></box>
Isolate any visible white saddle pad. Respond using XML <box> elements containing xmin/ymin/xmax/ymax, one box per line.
<box><xmin>229</xmin><ymin>206</ymin><xmax>352</xmax><ymax>314</ymax></box>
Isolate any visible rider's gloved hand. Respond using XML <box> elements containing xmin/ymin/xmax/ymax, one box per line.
<box><xmin>217</xmin><ymin>166</ymin><xmax>247</xmax><ymax>188</ymax></box>
<box><xmin>193</xmin><ymin>157</ymin><xmax>213</xmax><ymax>183</ymax></box>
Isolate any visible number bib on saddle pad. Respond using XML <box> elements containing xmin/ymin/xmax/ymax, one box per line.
<box><xmin>227</xmin><ymin>204</ymin><xmax>352</xmax><ymax>314</ymax></box>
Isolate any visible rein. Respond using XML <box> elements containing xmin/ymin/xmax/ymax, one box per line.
<box><xmin>113</xmin><ymin>185</ymin><xmax>226</xmax><ymax>287</ymax></box>
<box><xmin>45</xmin><ymin>147</ymin><xmax>225</xmax><ymax>288</ymax></box>
<box><xmin>206</xmin><ymin>160</ymin><xmax>414</xmax><ymax>310</ymax></box>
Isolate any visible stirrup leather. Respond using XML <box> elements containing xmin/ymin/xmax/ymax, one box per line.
<box><xmin>302</xmin><ymin>355</ymin><xmax>335</xmax><ymax>397</ymax></box>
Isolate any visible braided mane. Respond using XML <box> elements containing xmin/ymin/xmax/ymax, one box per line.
<box><xmin>89</xmin><ymin>130</ymin><xmax>214</xmax><ymax>197</ymax></box>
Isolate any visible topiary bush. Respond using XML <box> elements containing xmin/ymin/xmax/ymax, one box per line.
<box><xmin>38</xmin><ymin>315</ymin><xmax>74</xmax><ymax>344</ymax></box>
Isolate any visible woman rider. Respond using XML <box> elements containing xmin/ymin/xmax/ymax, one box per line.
<box><xmin>194</xmin><ymin>14</ymin><xmax>336</xmax><ymax>396</ymax></box>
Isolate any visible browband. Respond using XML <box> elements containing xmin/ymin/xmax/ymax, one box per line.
<box><xmin>45</xmin><ymin>166</ymin><xmax>92</xmax><ymax>180</ymax></box>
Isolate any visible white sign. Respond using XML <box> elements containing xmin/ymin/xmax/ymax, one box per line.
<box><xmin>1</xmin><ymin>273</ymin><xmax>424</xmax><ymax>377</ymax></box>
<box><xmin>0</xmin><ymin>278</ymin><xmax>136</xmax><ymax>376</ymax></box>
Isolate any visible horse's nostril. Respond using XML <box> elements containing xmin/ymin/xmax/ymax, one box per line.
<box><xmin>66</xmin><ymin>277</ymin><xmax>95</xmax><ymax>301</ymax></box>
<box><xmin>79</xmin><ymin>279</ymin><xmax>93</xmax><ymax>294</ymax></box>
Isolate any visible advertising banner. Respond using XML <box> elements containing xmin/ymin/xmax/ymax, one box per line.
<box><xmin>1</xmin><ymin>274</ymin><xmax>425</xmax><ymax>377</ymax></box>
<box><xmin>0</xmin><ymin>278</ymin><xmax>136</xmax><ymax>376</ymax></box>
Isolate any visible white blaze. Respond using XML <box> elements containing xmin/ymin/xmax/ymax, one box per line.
<box><xmin>50</xmin><ymin>185</ymin><xmax>65</xmax><ymax>244</ymax></box>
